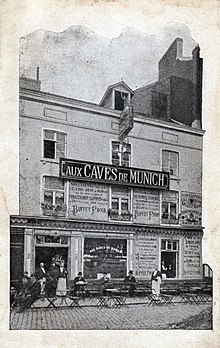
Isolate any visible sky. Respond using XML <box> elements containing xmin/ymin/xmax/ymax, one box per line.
<box><xmin>20</xmin><ymin>22</ymin><xmax>197</xmax><ymax>104</ymax></box>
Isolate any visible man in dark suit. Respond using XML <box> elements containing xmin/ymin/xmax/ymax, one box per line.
<box><xmin>46</xmin><ymin>261</ymin><xmax>59</xmax><ymax>297</ymax></box>
<box><xmin>17</xmin><ymin>274</ymin><xmax>41</xmax><ymax>312</ymax></box>
<box><xmin>98</xmin><ymin>272</ymin><xmax>112</xmax><ymax>296</ymax></box>
<box><xmin>124</xmin><ymin>270</ymin><xmax>136</xmax><ymax>297</ymax></box>
<box><xmin>73</xmin><ymin>272</ymin><xmax>87</xmax><ymax>296</ymax></box>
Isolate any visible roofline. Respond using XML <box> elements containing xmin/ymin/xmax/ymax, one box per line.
<box><xmin>20</xmin><ymin>87</ymin><xmax>205</xmax><ymax>136</ymax></box>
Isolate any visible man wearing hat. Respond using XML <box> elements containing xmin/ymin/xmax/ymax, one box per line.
<box><xmin>124</xmin><ymin>270</ymin><xmax>136</xmax><ymax>297</ymax></box>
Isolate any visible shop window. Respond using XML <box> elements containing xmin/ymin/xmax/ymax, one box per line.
<box><xmin>162</xmin><ymin>150</ymin><xmax>179</xmax><ymax>176</ymax></box>
<box><xmin>43</xmin><ymin>130</ymin><xmax>66</xmax><ymax>160</ymax></box>
<box><xmin>84</xmin><ymin>237</ymin><xmax>127</xmax><ymax>279</ymax></box>
<box><xmin>161</xmin><ymin>191</ymin><xmax>179</xmax><ymax>225</ymax></box>
<box><xmin>108</xmin><ymin>187</ymin><xmax>132</xmax><ymax>221</ymax></box>
<box><xmin>41</xmin><ymin>176</ymin><xmax>66</xmax><ymax>217</ymax></box>
<box><xmin>112</xmin><ymin>141</ymin><xmax>131</xmax><ymax>167</ymax></box>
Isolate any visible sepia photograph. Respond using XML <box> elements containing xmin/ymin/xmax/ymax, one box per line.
<box><xmin>9</xmin><ymin>21</ymin><xmax>213</xmax><ymax>330</ymax></box>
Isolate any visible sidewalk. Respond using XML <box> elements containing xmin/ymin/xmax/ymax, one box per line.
<box><xmin>10</xmin><ymin>296</ymin><xmax>212</xmax><ymax>330</ymax></box>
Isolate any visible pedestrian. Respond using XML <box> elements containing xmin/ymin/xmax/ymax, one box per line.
<box><xmin>124</xmin><ymin>270</ymin><xmax>136</xmax><ymax>297</ymax></box>
<box><xmin>56</xmin><ymin>260</ymin><xmax>68</xmax><ymax>296</ymax></box>
<box><xmin>151</xmin><ymin>267</ymin><xmax>162</xmax><ymax>299</ymax></box>
<box><xmin>36</xmin><ymin>262</ymin><xmax>47</xmax><ymax>296</ymax></box>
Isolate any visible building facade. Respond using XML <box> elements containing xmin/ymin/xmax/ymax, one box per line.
<box><xmin>11</xmin><ymin>39</ymin><xmax>204</xmax><ymax>286</ymax></box>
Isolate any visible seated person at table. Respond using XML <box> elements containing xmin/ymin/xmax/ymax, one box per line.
<box><xmin>17</xmin><ymin>274</ymin><xmax>41</xmax><ymax>312</ymax></box>
<box><xmin>124</xmin><ymin>270</ymin><xmax>136</xmax><ymax>297</ymax></box>
<box><xmin>98</xmin><ymin>272</ymin><xmax>113</xmax><ymax>296</ymax></box>
<box><xmin>73</xmin><ymin>272</ymin><xmax>87</xmax><ymax>296</ymax></box>
<box><xmin>11</xmin><ymin>275</ymin><xmax>30</xmax><ymax>309</ymax></box>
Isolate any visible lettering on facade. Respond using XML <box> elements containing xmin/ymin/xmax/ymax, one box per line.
<box><xmin>133</xmin><ymin>188</ymin><xmax>160</xmax><ymax>224</ymax></box>
<box><xmin>134</xmin><ymin>235</ymin><xmax>158</xmax><ymax>278</ymax></box>
<box><xmin>60</xmin><ymin>158</ymin><xmax>169</xmax><ymax>189</ymax></box>
<box><xmin>69</xmin><ymin>181</ymin><xmax>109</xmax><ymax>221</ymax></box>
<box><xmin>183</xmin><ymin>235</ymin><xmax>201</xmax><ymax>278</ymax></box>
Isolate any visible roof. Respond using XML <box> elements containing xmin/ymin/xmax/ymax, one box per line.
<box><xmin>99</xmin><ymin>81</ymin><xmax>134</xmax><ymax>106</ymax></box>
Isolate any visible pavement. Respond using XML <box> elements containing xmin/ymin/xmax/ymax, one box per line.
<box><xmin>10</xmin><ymin>296</ymin><xmax>212</xmax><ymax>330</ymax></box>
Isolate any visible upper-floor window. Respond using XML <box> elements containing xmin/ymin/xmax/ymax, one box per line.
<box><xmin>108</xmin><ymin>186</ymin><xmax>132</xmax><ymax>221</ymax></box>
<box><xmin>162</xmin><ymin>150</ymin><xmax>179</xmax><ymax>176</ymax></box>
<box><xmin>41</xmin><ymin>176</ymin><xmax>66</xmax><ymax>217</ymax></box>
<box><xmin>112</xmin><ymin>141</ymin><xmax>131</xmax><ymax>167</ymax></box>
<box><xmin>43</xmin><ymin>130</ymin><xmax>66</xmax><ymax>160</ymax></box>
<box><xmin>161</xmin><ymin>191</ymin><xmax>179</xmax><ymax>225</ymax></box>
<box><xmin>114</xmin><ymin>90</ymin><xmax>129</xmax><ymax>111</ymax></box>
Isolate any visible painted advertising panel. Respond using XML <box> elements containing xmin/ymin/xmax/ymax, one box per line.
<box><xmin>183</xmin><ymin>234</ymin><xmax>202</xmax><ymax>278</ymax></box>
<box><xmin>69</xmin><ymin>181</ymin><xmax>109</xmax><ymax>221</ymax></box>
<box><xmin>180</xmin><ymin>192</ymin><xmax>202</xmax><ymax>226</ymax></box>
<box><xmin>133</xmin><ymin>188</ymin><xmax>160</xmax><ymax>224</ymax></box>
<box><xmin>134</xmin><ymin>233</ymin><xmax>158</xmax><ymax>278</ymax></box>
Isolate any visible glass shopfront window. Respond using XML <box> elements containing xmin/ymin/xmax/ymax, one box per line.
<box><xmin>84</xmin><ymin>238</ymin><xmax>127</xmax><ymax>279</ymax></box>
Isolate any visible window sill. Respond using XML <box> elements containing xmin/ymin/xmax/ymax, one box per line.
<box><xmin>40</xmin><ymin>158</ymin><xmax>59</xmax><ymax>164</ymax></box>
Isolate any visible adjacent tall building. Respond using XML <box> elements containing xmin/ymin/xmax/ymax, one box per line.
<box><xmin>11</xmin><ymin>38</ymin><xmax>204</xmax><ymax>287</ymax></box>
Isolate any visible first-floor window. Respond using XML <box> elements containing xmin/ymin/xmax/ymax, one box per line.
<box><xmin>42</xmin><ymin>176</ymin><xmax>66</xmax><ymax>216</ymax></box>
<box><xmin>161</xmin><ymin>191</ymin><xmax>179</xmax><ymax>224</ymax></box>
<box><xmin>109</xmin><ymin>186</ymin><xmax>132</xmax><ymax>221</ymax></box>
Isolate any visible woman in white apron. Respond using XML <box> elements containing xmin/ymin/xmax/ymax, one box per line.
<box><xmin>56</xmin><ymin>260</ymin><xmax>67</xmax><ymax>296</ymax></box>
<box><xmin>151</xmin><ymin>268</ymin><xmax>162</xmax><ymax>299</ymax></box>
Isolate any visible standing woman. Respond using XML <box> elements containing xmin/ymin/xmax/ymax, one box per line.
<box><xmin>56</xmin><ymin>260</ymin><xmax>68</xmax><ymax>296</ymax></box>
<box><xmin>151</xmin><ymin>267</ymin><xmax>162</xmax><ymax>299</ymax></box>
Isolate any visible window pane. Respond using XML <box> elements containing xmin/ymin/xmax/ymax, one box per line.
<box><xmin>170</xmin><ymin>203</ymin><xmax>177</xmax><ymax>219</ymax></box>
<box><xmin>121</xmin><ymin>199</ymin><xmax>128</xmax><ymax>211</ymax></box>
<box><xmin>162</xmin><ymin>202</ymin><xmax>169</xmax><ymax>219</ymax></box>
<box><xmin>56</xmin><ymin>132</ymin><xmax>66</xmax><ymax>142</ymax></box>
<box><xmin>44</xmin><ymin>130</ymin><xmax>55</xmax><ymax>140</ymax></box>
<box><xmin>112</xmin><ymin>198</ymin><xmax>119</xmax><ymax>210</ymax></box>
<box><xmin>44</xmin><ymin>191</ymin><xmax>53</xmax><ymax>205</ymax></box>
<box><xmin>44</xmin><ymin>140</ymin><xmax>55</xmax><ymax>159</ymax></box>
<box><xmin>56</xmin><ymin>141</ymin><xmax>65</xmax><ymax>159</ymax></box>
<box><xmin>55</xmin><ymin>192</ymin><xmax>64</xmax><ymax>205</ymax></box>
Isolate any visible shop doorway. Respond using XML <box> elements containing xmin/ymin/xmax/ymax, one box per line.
<box><xmin>161</xmin><ymin>251</ymin><xmax>177</xmax><ymax>278</ymax></box>
<box><xmin>161</xmin><ymin>239</ymin><xmax>179</xmax><ymax>278</ymax></box>
<box><xmin>35</xmin><ymin>247</ymin><xmax>68</xmax><ymax>272</ymax></box>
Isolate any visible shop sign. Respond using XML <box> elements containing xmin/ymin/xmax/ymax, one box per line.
<box><xmin>119</xmin><ymin>105</ymin><xmax>133</xmax><ymax>142</ymax></box>
<box><xmin>135</xmin><ymin>235</ymin><xmax>158</xmax><ymax>278</ymax></box>
<box><xmin>180</xmin><ymin>192</ymin><xmax>202</xmax><ymax>226</ymax></box>
<box><xmin>133</xmin><ymin>188</ymin><xmax>160</xmax><ymax>224</ymax></box>
<box><xmin>69</xmin><ymin>181</ymin><xmax>109</xmax><ymax>221</ymax></box>
<box><xmin>60</xmin><ymin>158</ymin><xmax>169</xmax><ymax>190</ymax></box>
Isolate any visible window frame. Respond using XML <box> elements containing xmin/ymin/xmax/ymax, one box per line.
<box><xmin>160</xmin><ymin>190</ymin><xmax>179</xmax><ymax>225</ymax></box>
<box><xmin>109</xmin><ymin>186</ymin><xmax>132</xmax><ymax>222</ymax></box>
<box><xmin>162</xmin><ymin>150</ymin><xmax>179</xmax><ymax>177</ymax></box>
<box><xmin>111</xmin><ymin>140</ymin><xmax>131</xmax><ymax>167</ymax></box>
<box><xmin>41</xmin><ymin>176</ymin><xmax>66</xmax><ymax>216</ymax></box>
<box><xmin>42</xmin><ymin>128</ymin><xmax>67</xmax><ymax>161</ymax></box>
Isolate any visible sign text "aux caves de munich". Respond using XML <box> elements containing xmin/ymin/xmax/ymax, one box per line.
<box><xmin>60</xmin><ymin>159</ymin><xmax>169</xmax><ymax>189</ymax></box>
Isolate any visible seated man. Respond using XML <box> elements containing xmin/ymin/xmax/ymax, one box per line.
<box><xmin>124</xmin><ymin>270</ymin><xmax>136</xmax><ymax>297</ymax></box>
<box><xmin>17</xmin><ymin>274</ymin><xmax>41</xmax><ymax>312</ymax></box>
<box><xmin>98</xmin><ymin>272</ymin><xmax>112</xmax><ymax>296</ymax></box>
<box><xmin>11</xmin><ymin>275</ymin><xmax>30</xmax><ymax>309</ymax></box>
<box><xmin>73</xmin><ymin>272</ymin><xmax>87</xmax><ymax>296</ymax></box>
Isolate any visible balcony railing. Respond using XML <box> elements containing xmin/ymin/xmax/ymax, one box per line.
<box><xmin>161</xmin><ymin>216</ymin><xmax>179</xmax><ymax>225</ymax></box>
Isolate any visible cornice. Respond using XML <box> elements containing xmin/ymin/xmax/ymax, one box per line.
<box><xmin>10</xmin><ymin>215</ymin><xmax>203</xmax><ymax>235</ymax></box>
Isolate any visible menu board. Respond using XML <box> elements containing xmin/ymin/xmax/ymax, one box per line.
<box><xmin>133</xmin><ymin>188</ymin><xmax>160</xmax><ymax>224</ymax></box>
<box><xmin>134</xmin><ymin>234</ymin><xmax>158</xmax><ymax>278</ymax></box>
<box><xmin>69</xmin><ymin>181</ymin><xmax>109</xmax><ymax>221</ymax></box>
<box><xmin>183</xmin><ymin>235</ymin><xmax>202</xmax><ymax>278</ymax></box>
